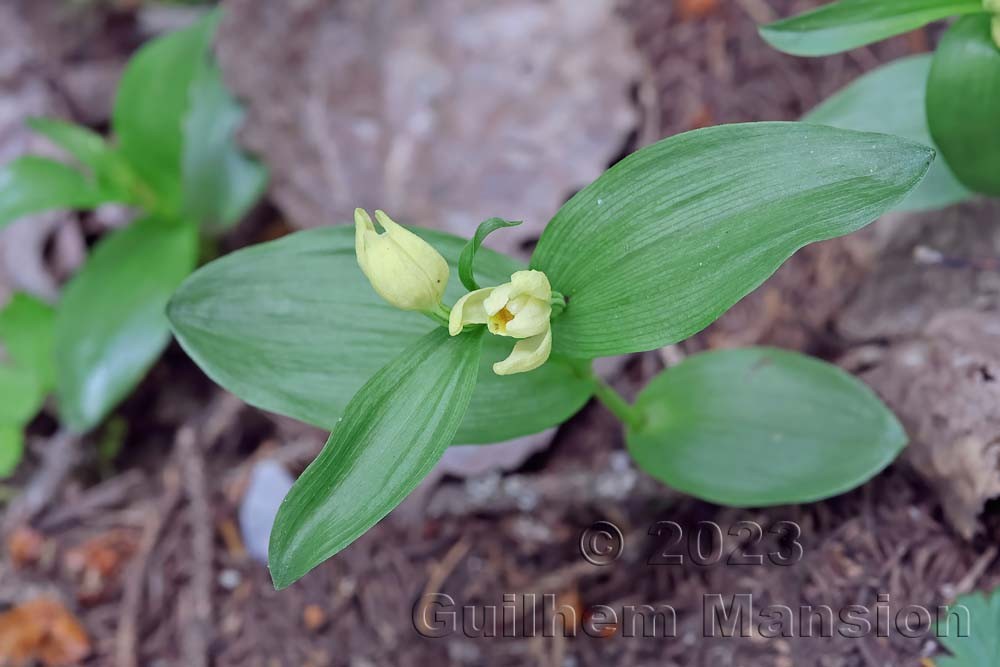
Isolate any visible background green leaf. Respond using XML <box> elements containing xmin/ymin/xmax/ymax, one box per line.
<box><xmin>530</xmin><ymin>122</ymin><xmax>933</xmax><ymax>359</ymax></box>
<box><xmin>759</xmin><ymin>0</ymin><xmax>983</xmax><ymax>57</ymax></box>
<box><xmin>56</xmin><ymin>218</ymin><xmax>199</xmax><ymax>432</ymax></box>
<box><xmin>168</xmin><ymin>226</ymin><xmax>593</xmax><ymax>444</ymax></box>
<box><xmin>112</xmin><ymin>12</ymin><xmax>217</xmax><ymax>209</ymax></box>
<box><xmin>936</xmin><ymin>586</ymin><xmax>1000</xmax><ymax>666</ymax></box>
<box><xmin>805</xmin><ymin>54</ymin><xmax>971</xmax><ymax>211</ymax></box>
<box><xmin>927</xmin><ymin>14</ymin><xmax>1000</xmax><ymax>197</ymax></box>
<box><xmin>269</xmin><ymin>327</ymin><xmax>484</xmax><ymax>589</ymax></box>
<box><xmin>0</xmin><ymin>426</ymin><xmax>25</xmax><ymax>478</ymax></box>
<box><xmin>0</xmin><ymin>157</ymin><xmax>118</xmax><ymax>229</ymax></box>
<box><xmin>626</xmin><ymin>347</ymin><xmax>907</xmax><ymax>506</ymax></box>
<box><xmin>0</xmin><ymin>365</ymin><xmax>43</xmax><ymax>425</ymax></box>
<box><xmin>182</xmin><ymin>59</ymin><xmax>267</xmax><ymax>229</ymax></box>
<box><xmin>0</xmin><ymin>293</ymin><xmax>56</xmax><ymax>390</ymax></box>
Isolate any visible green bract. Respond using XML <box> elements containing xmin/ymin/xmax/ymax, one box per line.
<box><xmin>530</xmin><ymin>122</ymin><xmax>932</xmax><ymax>357</ymax></box>
<box><xmin>169</xmin><ymin>121</ymin><xmax>933</xmax><ymax>588</ymax></box>
<box><xmin>167</xmin><ymin>226</ymin><xmax>593</xmax><ymax>445</ymax></box>
<box><xmin>268</xmin><ymin>328</ymin><xmax>484</xmax><ymax>589</ymax></box>
<box><xmin>0</xmin><ymin>10</ymin><xmax>265</xmax><ymax>437</ymax></box>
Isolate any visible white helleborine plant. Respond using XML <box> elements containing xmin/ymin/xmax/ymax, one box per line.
<box><xmin>354</xmin><ymin>209</ymin><xmax>449</xmax><ymax>315</ymax></box>
<box><xmin>354</xmin><ymin>209</ymin><xmax>554</xmax><ymax>376</ymax></box>
<box><xmin>449</xmin><ymin>270</ymin><xmax>553</xmax><ymax>376</ymax></box>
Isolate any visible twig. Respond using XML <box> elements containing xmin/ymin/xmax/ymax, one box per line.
<box><xmin>413</xmin><ymin>538</ymin><xmax>470</xmax><ymax>636</ymax></box>
<box><xmin>3</xmin><ymin>429</ymin><xmax>80</xmax><ymax>535</ymax></box>
<box><xmin>177</xmin><ymin>425</ymin><xmax>211</xmax><ymax>667</ymax></box>
<box><xmin>115</xmin><ymin>480</ymin><xmax>182</xmax><ymax>667</ymax></box>
<box><xmin>115</xmin><ymin>392</ymin><xmax>243</xmax><ymax>667</ymax></box>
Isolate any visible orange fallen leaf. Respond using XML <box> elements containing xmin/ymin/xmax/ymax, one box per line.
<box><xmin>678</xmin><ymin>0</ymin><xmax>720</xmax><ymax>21</ymax></box>
<box><xmin>7</xmin><ymin>526</ymin><xmax>45</xmax><ymax>569</ymax></box>
<box><xmin>0</xmin><ymin>597</ymin><xmax>90</xmax><ymax>666</ymax></box>
<box><xmin>302</xmin><ymin>604</ymin><xmax>327</xmax><ymax>632</ymax></box>
<box><xmin>64</xmin><ymin>530</ymin><xmax>138</xmax><ymax>603</ymax></box>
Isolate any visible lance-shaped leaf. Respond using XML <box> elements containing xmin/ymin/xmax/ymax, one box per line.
<box><xmin>626</xmin><ymin>348</ymin><xmax>907</xmax><ymax>507</ymax></box>
<box><xmin>167</xmin><ymin>226</ymin><xmax>593</xmax><ymax>444</ymax></box>
<box><xmin>805</xmin><ymin>55</ymin><xmax>970</xmax><ymax>212</ymax></box>
<box><xmin>113</xmin><ymin>11</ymin><xmax>218</xmax><ymax>208</ymax></box>
<box><xmin>56</xmin><ymin>218</ymin><xmax>198</xmax><ymax>432</ymax></box>
<box><xmin>530</xmin><ymin>122</ymin><xmax>934</xmax><ymax>359</ymax></box>
<box><xmin>927</xmin><ymin>14</ymin><xmax>1000</xmax><ymax>197</ymax></box>
<box><xmin>759</xmin><ymin>0</ymin><xmax>983</xmax><ymax>57</ymax></box>
<box><xmin>269</xmin><ymin>327</ymin><xmax>484</xmax><ymax>589</ymax></box>
<box><xmin>0</xmin><ymin>157</ymin><xmax>118</xmax><ymax>229</ymax></box>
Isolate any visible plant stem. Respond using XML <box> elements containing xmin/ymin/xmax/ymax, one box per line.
<box><xmin>590</xmin><ymin>373</ymin><xmax>643</xmax><ymax>431</ymax></box>
<box><xmin>424</xmin><ymin>302</ymin><xmax>451</xmax><ymax>328</ymax></box>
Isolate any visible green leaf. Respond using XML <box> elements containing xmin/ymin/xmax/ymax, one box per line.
<box><xmin>27</xmin><ymin>117</ymin><xmax>145</xmax><ymax>207</ymax></box>
<box><xmin>0</xmin><ymin>426</ymin><xmax>25</xmax><ymax>478</ymax></box>
<box><xmin>269</xmin><ymin>327</ymin><xmax>484</xmax><ymax>589</ymax></box>
<box><xmin>530</xmin><ymin>122</ymin><xmax>934</xmax><ymax>359</ymax></box>
<box><xmin>927</xmin><ymin>14</ymin><xmax>1000</xmax><ymax>197</ymax></box>
<box><xmin>805</xmin><ymin>55</ymin><xmax>971</xmax><ymax>211</ymax></box>
<box><xmin>759</xmin><ymin>0</ymin><xmax>983</xmax><ymax>57</ymax></box>
<box><xmin>0</xmin><ymin>157</ymin><xmax>118</xmax><ymax>229</ymax></box>
<box><xmin>168</xmin><ymin>226</ymin><xmax>593</xmax><ymax>444</ymax></box>
<box><xmin>112</xmin><ymin>12</ymin><xmax>217</xmax><ymax>209</ymax></box>
<box><xmin>626</xmin><ymin>347</ymin><xmax>906</xmax><ymax>506</ymax></box>
<box><xmin>936</xmin><ymin>586</ymin><xmax>1000</xmax><ymax>666</ymax></box>
<box><xmin>182</xmin><ymin>59</ymin><xmax>267</xmax><ymax>229</ymax></box>
<box><xmin>0</xmin><ymin>293</ymin><xmax>56</xmax><ymax>390</ymax></box>
<box><xmin>0</xmin><ymin>365</ymin><xmax>43</xmax><ymax>425</ymax></box>
<box><xmin>458</xmin><ymin>218</ymin><xmax>521</xmax><ymax>291</ymax></box>
<box><xmin>56</xmin><ymin>218</ymin><xmax>199</xmax><ymax>432</ymax></box>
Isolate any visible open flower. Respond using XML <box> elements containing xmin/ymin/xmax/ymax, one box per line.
<box><xmin>354</xmin><ymin>209</ymin><xmax>449</xmax><ymax>313</ymax></box>
<box><xmin>449</xmin><ymin>270</ymin><xmax>553</xmax><ymax>375</ymax></box>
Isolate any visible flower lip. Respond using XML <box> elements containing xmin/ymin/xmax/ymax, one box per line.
<box><xmin>449</xmin><ymin>269</ymin><xmax>554</xmax><ymax>376</ymax></box>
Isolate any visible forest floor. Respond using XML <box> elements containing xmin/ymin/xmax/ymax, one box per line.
<box><xmin>2</xmin><ymin>1</ymin><xmax>999</xmax><ymax>666</ymax></box>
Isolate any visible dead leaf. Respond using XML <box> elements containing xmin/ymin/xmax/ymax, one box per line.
<box><xmin>0</xmin><ymin>597</ymin><xmax>90</xmax><ymax>667</ymax></box>
<box><xmin>64</xmin><ymin>530</ymin><xmax>138</xmax><ymax>603</ymax></box>
<box><xmin>858</xmin><ymin>310</ymin><xmax>1000</xmax><ymax>539</ymax></box>
<box><xmin>678</xmin><ymin>0</ymin><xmax>720</xmax><ymax>21</ymax></box>
<box><xmin>6</xmin><ymin>525</ymin><xmax>45</xmax><ymax>569</ymax></box>
<box><xmin>216</xmin><ymin>0</ymin><xmax>640</xmax><ymax>259</ymax></box>
<box><xmin>302</xmin><ymin>604</ymin><xmax>327</xmax><ymax>633</ymax></box>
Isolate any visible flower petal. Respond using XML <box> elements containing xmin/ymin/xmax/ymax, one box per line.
<box><xmin>504</xmin><ymin>296</ymin><xmax>551</xmax><ymax>338</ymax></box>
<box><xmin>449</xmin><ymin>288</ymin><xmax>492</xmax><ymax>336</ymax></box>
<box><xmin>354</xmin><ymin>208</ymin><xmax>376</xmax><ymax>275</ymax></box>
<box><xmin>493</xmin><ymin>327</ymin><xmax>552</xmax><ymax>376</ymax></box>
<box><xmin>508</xmin><ymin>270</ymin><xmax>551</xmax><ymax>301</ymax></box>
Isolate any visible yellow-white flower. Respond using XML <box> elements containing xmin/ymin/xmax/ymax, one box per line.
<box><xmin>354</xmin><ymin>209</ymin><xmax>449</xmax><ymax>313</ymax></box>
<box><xmin>449</xmin><ymin>270</ymin><xmax>553</xmax><ymax>376</ymax></box>
<box><xmin>988</xmin><ymin>0</ymin><xmax>1000</xmax><ymax>47</ymax></box>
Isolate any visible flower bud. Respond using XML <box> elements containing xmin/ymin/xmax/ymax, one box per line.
<box><xmin>354</xmin><ymin>209</ymin><xmax>449</xmax><ymax>313</ymax></box>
